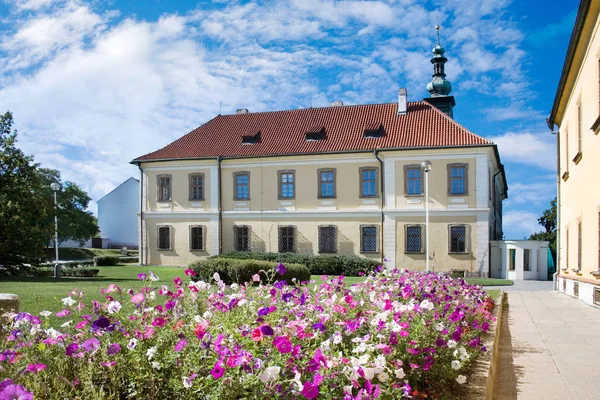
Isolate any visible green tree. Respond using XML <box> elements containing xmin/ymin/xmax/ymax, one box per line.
<box><xmin>529</xmin><ymin>197</ymin><xmax>557</xmax><ymax>262</ymax></box>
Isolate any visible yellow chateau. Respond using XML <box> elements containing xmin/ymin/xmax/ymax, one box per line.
<box><xmin>132</xmin><ymin>40</ymin><xmax>508</xmax><ymax>276</ymax></box>
<box><xmin>549</xmin><ymin>0</ymin><xmax>600</xmax><ymax>305</ymax></box>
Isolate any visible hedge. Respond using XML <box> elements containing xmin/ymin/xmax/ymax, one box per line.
<box><xmin>25</xmin><ymin>267</ymin><xmax>100</xmax><ymax>278</ymax></box>
<box><xmin>62</xmin><ymin>261</ymin><xmax>95</xmax><ymax>268</ymax></box>
<box><xmin>217</xmin><ymin>252</ymin><xmax>382</xmax><ymax>276</ymax></box>
<box><xmin>189</xmin><ymin>258</ymin><xmax>310</xmax><ymax>285</ymax></box>
<box><xmin>119</xmin><ymin>256</ymin><xmax>139</xmax><ymax>263</ymax></box>
<box><xmin>93</xmin><ymin>256</ymin><xmax>121</xmax><ymax>266</ymax></box>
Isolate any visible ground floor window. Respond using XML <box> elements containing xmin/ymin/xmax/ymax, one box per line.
<box><xmin>509</xmin><ymin>249</ymin><xmax>516</xmax><ymax>271</ymax></box>
<box><xmin>449</xmin><ymin>225</ymin><xmax>467</xmax><ymax>253</ymax></box>
<box><xmin>278</xmin><ymin>226</ymin><xmax>296</xmax><ymax>253</ymax></box>
<box><xmin>318</xmin><ymin>225</ymin><xmax>337</xmax><ymax>253</ymax></box>
<box><xmin>157</xmin><ymin>226</ymin><xmax>171</xmax><ymax>250</ymax></box>
<box><xmin>234</xmin><ymin>226</ymin><xmax>250</xmax><ymax>252</ymax></box>
<box><xmin>523</xmin><ymin>249</ymin><xmax>530</xmax><ymax>271</ymax></box>
<box><xmin>405</xmin><ymin>225</ymin><xmax>423</xmax><ymax>253</ymax></box>
<box><xmin>189</xmin><ymin>226</ymin><xmax>204</xmax><ymax>251</ymax></box>
<box><xmin>361</xmin><ymin>226</ymin><xmax>377</xmax><ymax>252</ymax></box>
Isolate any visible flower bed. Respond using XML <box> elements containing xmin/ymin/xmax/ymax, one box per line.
<box><xmin>0</xmin><ymin>267</ymin><xmax>494</xmax><ymax>399</ymax></box>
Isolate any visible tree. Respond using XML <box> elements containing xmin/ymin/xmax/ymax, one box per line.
<box><xmin>529</xmin><ymin>197</ymin><xmax>557</xmax><ymax>262</ymax></box>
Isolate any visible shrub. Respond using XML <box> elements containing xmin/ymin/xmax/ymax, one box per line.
<box><xmin>63</xmin><ymin>261</ymin><xmax>95</xmax><ymax>268</ymax></box>
<box><xmin>62</xmin><ymin>268</ymin><xmax>99</xmax><ymax>277</ymax></box>
<box><xmin>189</xmin><ymin>258</ymin><xmax>310</xmax><ymax>285</ymax></box>
<box><xmin>93</xmin><ymin>256</ymin><xmax>121</xmax><ymax>266</ymax></box>
<box><xmin>218</xmin><ymin>252</ymin><xmax>381</xmax><ymax>276</ymax></box>
<box><xmin>119</xmin><ymin>256</ymin><xmax>139</xmax><ymax>263</ymax></box>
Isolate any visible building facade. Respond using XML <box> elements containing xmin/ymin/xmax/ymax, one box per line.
<box><xmin>490</xmin><ymin>240</ymin><xmax>549</xmax><ymax>281</ymax></box>
<box><xmin>97</xmin><ymin>177</ymin><xmax>140</xmax><ymax>249</ymax></box>
<box><xmin>548</xmin><ymin>0</ymin><xmax>600</xmax><ymax>306</ymax></box>
<box><xmin>133</xmin><ymin>38</ymin><xmax>508</xmax><ymax>275</ymax></box>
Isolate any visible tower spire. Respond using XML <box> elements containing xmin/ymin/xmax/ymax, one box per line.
<box><xmin>424</xmin><ymin>25</ymin><xmax>456</xmax><ymax>118</ymax></box>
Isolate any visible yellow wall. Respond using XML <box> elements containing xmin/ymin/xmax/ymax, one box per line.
<box><xmin>556</xmin><ymin>7</ymin><xmax>600</xmax><ymax>281</ymax></box>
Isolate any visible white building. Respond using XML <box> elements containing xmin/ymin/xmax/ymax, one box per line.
<box><xmin>97</xmin><ymin>177</ymin><xmax>139</xmax><ymax>248</ymax></box>
<box><xmin>490</xmin><ymin>240</ymin><xmax>549</xmax><ymax>281</ymax></box>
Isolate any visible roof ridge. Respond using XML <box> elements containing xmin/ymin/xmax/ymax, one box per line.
<box><xmin>423</xmin><ymin>101</ymin><xmax>493</xmax><ymax>144</ymax></box>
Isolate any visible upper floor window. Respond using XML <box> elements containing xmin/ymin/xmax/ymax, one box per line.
<box><xmin>360</xmin><ymin>225</ymin><xmax>378</xmax><ymax>253</ymax></box>
<box><xmin>234</xmin><ymin>226</ymin><xmax>250</xmax><ymax>252</ymax></box>
<box><xmin>189</xmin><ymin>174</ymin><xmax>204</xmax><ymax>201</ymax></box>
<box><xmin>448</xmin><ymin>164</ymin><xmax>468</xmax><ymax>195</ymax></box>
<box><xmin>318</xmin><ymin>225</ymin><xmax>337</xmax><ymax>253</ymax></box>
<box><xmin>449</xmin><ymin>225</ymin><xmax>467</xmax><ymax>253</ymax></box>
<box><xmin>405</xmin><ymin>225</ymin><xmax>423</xmax><ymax>253</ymax></box>
<box><xmin>234</xmin><ymin>172</ymin><xmax>250</xmax><ymax>200</ymax></box>
<box><xmin>278</xmin><ymin>170</ymin><xmax>295</xmax><ymax>199</ymax></box>
<box><xmin>318</xmin><ymin>169</ymin><xmax>336</xmax><ymax>198</ymax></box>
<box><xmin>574</xmin><ymin>102</ymin><xmax>583</xmax><ymax>164</ymax></box>
<box><xmin>404</xmin><ymin>165</ymin><xmax>422</xmax><ymax>196</ymax></box>
<box><xmin>157</xmin><ymin>175</ymin><xmax>172</xmax><ymax>202</ymax></box>
<box><xmin>189</xmin><ymin>226</ymin><xmax>204</xmax><ymax>251</ymax></box>
<box><xmin>278</xmin><ymin>226</ymin><xmax>296</xmax><ymax>253</ymax></box>
<box><xmin>360</xmin><ymin>167</ymin><xmax>378</xmax><ymax>197</ymax></box>
<box><xmin>157</xmin><ymin>226</ymin><xmax>172</xmax><ymax>250</ymax></box>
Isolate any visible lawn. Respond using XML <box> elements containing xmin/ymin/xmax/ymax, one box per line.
<box><xmin>464</xmin><ymin>277</ymin><xmax>513</xmax><ymax>286</ymax></box>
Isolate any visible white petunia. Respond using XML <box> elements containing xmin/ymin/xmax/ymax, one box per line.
<box><xmin>259</xmin><ymin>366</ymin><xmax>281</xmax><ymax>383</ymax></box>
<box><xmin>62</xmin><ymin>296</ymin><xmax>76</xmax><ymax>307</ymax></box>
<box><xmin>378</xmin><ymin>372</ymin><xmax>389</xmax><ymax>382</ymax></box>
<box><xmin>230</xmin><ymin>283</ymin><xmax>239</xmax><ymax>290</ymax></box>
<box><xmin>39</xmin><ymin>310</ymin><xmax>52</xmax><ymax>318</ymax></box>
<box><xmin>395</xmin><ymin>368</ymin><xmax>405</xmax><ymax>379</ymax></box>
<box><xmin>419</xmin><ymin>299</ymin><xmax>434</xmax><ymax>311</ymax></box>
<box><xmin>213</xmin><ymin>272</ymin><xmax>221</xmax><ymax>282</ymax></box>
<box><xmin>320</xmin><ymin>339</ymin><xmax>331</xmax><ymax>351</ymax></box>
<box><xmin>363</xmin><ymin>367</ymin><xmax>376</xmax><ymax>380</ymax></box>
<box><xmin>183</xmin><ymin>376</ymin><xmax>192</xmax><ymax>388</ymax></box>
<box><xmin>333</xmin><ymin>333</ymin><xmax>342</xmax><ymax>345</ymax></box>
<box><xmin>152</xmin><ymin>361</ymin><xmax>161</xmax><ymax>370</ymax></box>
<box><xmin>128</xmin><ymin>338</ymin><xmax>138</xmax><ymax>350</ymax></box>
<box><xmin>146</xmin><ymin>346</ymin><xmax>157</xmax><ymax>360</ymax></box>
<box><xmin>45</xmin><ymin>328</ymin><xmax>60</xmax><ymax>338</ymax></box>
<box><xmin>149</xmin><ymin>271</ymin><xmax>159</xmax><ymax>281</ymax></box>
<box><xmin>107</xmin><ymin>301</ymin><xmax>122</xmax><ymax>314</ymax></box>
<box><xmin>60</xmin><ymin>320</ymin><xmax>73</xmax><ymax>328</ymax></box>
<box><xmin>456</xmin><ymin>375</ymin><xmax>467</xmax><ymax>384</ymax></box>
<box><xmin>435</xmin><ymin>322</ymin><xmax>445</xmax><ymax>331</ymax></box>
<box><xmin>447</xmin><ymin>339</ymin><xmax>458</xmax><ymax>348</ymax></box>
<box><xmin>451</xmin><ymin>360</ymin><xmax>462</xmax><ymax>370</ymax></box>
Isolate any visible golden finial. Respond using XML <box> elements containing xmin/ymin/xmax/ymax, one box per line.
<box><xmin>435</xmin><ymin>24</ymin><xmax>441</xmax><ymax>45</ymax></box>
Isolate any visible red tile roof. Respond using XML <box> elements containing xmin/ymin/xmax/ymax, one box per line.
<box><xmin>132</xmin><ymin>101</ymin><xmax>493</xmax><ymax>162</ymax></box>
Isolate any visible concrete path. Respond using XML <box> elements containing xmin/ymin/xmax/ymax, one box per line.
<box><xmin>495</xmin><ymin>289</ymin><xmax>600</xmax><ymax>400</ymax></box>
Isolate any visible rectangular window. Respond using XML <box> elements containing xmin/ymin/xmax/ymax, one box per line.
<box><xmin>234</xmin><ymin>172</ymin><xmax>250</xmax><ymax>200</ymax></box>
<box><xmin>523</xmin><ymin>249</ymin><xmax>530</xmax><ymax>271</ymax></box>
<box><xmin>564</xmin><ymin>126</ymin><xmax>570</xmax><ymax>179</ymax></box>
<box><xmin>405</xmin><ymin>225</ymin><xmax>423</xmax><ymax>253</ymax></box>
<box><xmin>233</xmin><ymin>226</ymin><xmax>250</xmax><ymax>252</ymax></box>
<box><xmin>509</xmin><ymin>249</ymin><xmax>516</xmax><ymax>271</ymax></box>
<box><xmin>157</xmin><ymin>175</ymin><xmax>172</xmax><ymax>202</ymax></box>
<box><xmin>278</xmin><ymin>226</ymin><xmax>296</xmax><ymax>253</ymax></box>
<box><xmin>449</xmin><ymin>225</ymin><xmax>467</xmax><ymax>253</ymax></box>
<box><xmin>361</xmin><ymin>226</ymin><xmax>378</xmax><ymax>252</ymax></box>
<box><xmin>360</xmin><ymin>168</ymin><xmax>377</xmax><ymax>197</ymax></box>
<box><xmin>578</xmin><ymin>102</ymin><xmax>583</xmax><ymax>153</ymax></box>
<box><xmin>158</xmin><ymin>226</ymin><xmax>171</xmax><ymax>250</ymax></box>
<box><xmin>578</xmin><ymin>221</ymin><xmax>582</xmax><ymax>271</ymax></box>
<box><xmin>405</xmin><ymin>166</ymin><xmax>422</xmax><ymax>195</ymax></box>
<box><xmin>189</xmin><ymin>174</ymin><xmax>204</xmax><ymax>201</ymax></box>
<box><xmin>448</xmin><ymin>164</ymin><xmax>468</xmax><ymax>195</ymax></box>
<box><xmin>318</xmin><ymin>226</ymin><xmax>337</xmax><ymax>253</ymax></box>
<box><xmin>190</xmin><ymin>226</ymin><xmax>204</xmax><ymax>251</ymax></box>
<box><xmin>318</xmin><ymin>169</ymin><xmax>336</xmax><ymax>198</ymax></box>
<box><xmin>278</xmin><ymin>171</ymin><xmax>295</xmax><ymax>199</ymax></box>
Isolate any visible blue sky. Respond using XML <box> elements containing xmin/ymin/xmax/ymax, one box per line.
<box><xmin>0</xmin><ymin>0</ymin><xmax>577</xmax><ymax>239</ymax></box>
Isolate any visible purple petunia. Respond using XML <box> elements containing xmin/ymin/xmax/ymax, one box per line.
<box><xmin>257</xmin><ymin>307</ymin><xmax>270</xmax><ymax>317</ymax></box>
<box><xmin>275</xmin><ymin>263</ymin><xmax>286</xmax><ymax>275</ymax></box>
<box><xmin>260</xmin><ymin>325</ymin><xmax>274</xmax><ymax>336</ymax></box>
<box><xmin>273</xmin><ymin>336</ymin><xmax>292</xmax><ymax>353</ymax></box>
<box><xmin>107</xmin><ymin>343</ymin><xmax>121</xmax><ymax>355</ymax></box>
<box><xmin>312</xmin><ymin>322</ymin><xmax>326</xmax><ymax>332</ymax></box>
<box><xmin>82</xmin><ymin>338</ymin><xmax>100</xmax><ymax>352</ymax></box>
<box><xmin>301</xmin><ymin>381</ymin><xmax>319</xmax><ymax>399</ymax></box>
<box><xmin>65</xmin><ymin>343</ymin><xmax>79</xmax><ymax>356</ymax></box>
<box><xmin>174</xmin><ymin>339</ymin><xmax>187</xmax><ymax>352</ymax></box>
<box><xmin>211</xmin><ymin>362</ymin><xmax>225</xmax><ymax>379</ymax></box>
<box><xmin>137</xmin><ymin>273</ymin><xmax>147</xmax><ymax>281</ymax></box>
<box><xmin>0</xmin><ymin>384</ymin><xmax>34</xmax><ymax>400</ymax></box>
<box><xmin>92</xmin><ymin>316</ymin><xmax>110</xmax><ymax>330</ymax></box>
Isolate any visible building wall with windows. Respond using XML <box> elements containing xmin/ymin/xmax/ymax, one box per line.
<box><xmin>138</xmin><ymin>146</ymin><xmax>504</xmax><ymax>273</ymax></box>
<box><xmin>549</xmin><ymin>0</ymin><xmax>600</xmax><ymax>305</ymax></box>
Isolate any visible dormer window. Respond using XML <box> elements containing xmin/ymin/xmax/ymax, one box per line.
<box><xmin>241</xmin><ymin>130</ymin><xmax>260</xmax><ymax>144</ymax></box>
<box><xmin>364</xmin><ymin>122</ymin><xmax>383</xmax><ymax>138</ymax></box>
<box><xmin>305</xmin><ymin>125</ymin><xmax>326</xmax><ymax>141</ymax></box>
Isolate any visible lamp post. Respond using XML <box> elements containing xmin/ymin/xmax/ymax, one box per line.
<box><xmin>50</xmin><ymin>182</ymin><xmax>61</xmax><ymax>279</ymax></box>
<box><xmin>421</xmin><ymin>161</ymin><xmax>432</xmax><ymax>272</ymax></box>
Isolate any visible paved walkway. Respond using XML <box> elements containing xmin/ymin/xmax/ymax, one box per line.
<box><xmin>496</xmin><ymin>288</ymin><xmax>600</xmax><ymax>400</ymax></box>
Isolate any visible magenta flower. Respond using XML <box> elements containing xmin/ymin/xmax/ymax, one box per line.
<box><xmin>174</xmin><ymin>339</ymin><xmax>187</xmax><ymax>352</ymax></box>
<box><xmin>273</xmin><ymin>336</ymin><xmax>292</xmax><ymax>353</ymax></box>
<box><xmin>173</xmin><ymin>277</ymin><xmax>182</xmax><ymax>287</ymax></box>
<box><xmin>82</xmin><ymin>338</ymin><xmax>100</xmax><ymax>352</ymax></box>
<box><xmin>65</xmin><ymin>343</ymin><xmax>79</xmax><ymax>356</ymax></box>
<box><xmin>301</xmin><ymin>381</ymin><xmax>319</xmax><ymax>399</ymax></box>
<box><xmin>107</xmin><ymin>343</ymin><xmax>121</xmax><ymax>355</ymax></box>
<box><xmin>152</xmin><ymin>318</ymin><xmax>166</xmax><ymax>327</ymax></box>
<box><xmin>101</xmin><ymin>361</ymin><xmax>116</xmax><ymax>367</ymax></box>
<box><xmin>25</xmin><ymin>363</ymin><xmax>46</xmax><ymax>374</ymax></box>
<box><xmin>137</xmin><ymin>273</ymin><xmax>147</xmax><ymax>280</ymax></box>
<box><xmin>0</xmin><ymin>384</ymin><xmax>33</xmax><ymax>400</ymax></box>
<box><xmin>55</xmin><ymin>309</ymin><xmax>70</xmax><ymax>318</ymax></box>
<box><xmin>211</xmin><ymin>362</ymin><xmax>225</xmax><ymax>379</ymax></box>
<box><xmin>184</xmin><ymin>268</ymin><xmax>197</xmax><ymax>276</ymax></box>
<box><xmin>275</xmin><ymin>263</ymin><xmax>286</xmax><ymax>275</ymax></box>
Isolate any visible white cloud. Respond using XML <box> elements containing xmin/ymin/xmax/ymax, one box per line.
<box><xmin>483</xmin><ymin>105</ymin><xmax>545</xmax><ymax>122</ymax></box>
<box><xmin>505</xmin><ymin>180</ymin><xmax>556</xmax><ymax>206</ymax></box>
<box><xmin>490</xmin><ymin>131</ymin><xmax>556</xmax><ymax>171</ymax></box>
<box><xmin>503</xmin><ymin>210</ymin><xmax>542</xmax><ymax>238</ymax></box>
<box><xmin>10</xmin><ymin>0</ymin><xmax>61</xmax><ymax>11</ymax></box>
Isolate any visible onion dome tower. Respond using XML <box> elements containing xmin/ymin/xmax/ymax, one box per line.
<box><xmin>424</xmin><ymin>25</ymin><xmax>456</xmax><ymax>118</ymax></box>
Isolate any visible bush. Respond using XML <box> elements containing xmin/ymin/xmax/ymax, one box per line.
<box><xmin>23</xmin><ymin>266</ymin><xmax>99</xmax><ymax>278</ymax></box>
<box><xmin>119</xmin><ymin>256</ymin><xmax>139</xmax><ymax>263</ymax></box>
<box><xmin>62</xmin><ymin>261</ymin><xmax>95</xmax><ymax>268</ymax></box>
<box><xmin>93</xmin><ymin>256</ymin><xmax>121</xmax><ymax>266</ymax></box>
<box><xmin>189</xmin><ymin>258</ymin><xmax>310</xmax><ymax>285</ymax></box>
<box><xmin>218</xmin><ymin>252</ymin><xmax>381</xmax><ymax>276</ymax></box>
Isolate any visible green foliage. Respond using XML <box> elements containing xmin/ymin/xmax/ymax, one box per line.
<box><xmin>94</xmin><ymin>256</ymin><xmax>121</xmax><ymax>266</ymax></box>
<box><xmin>189</xmin><ymin>258</ymin><xmax>310</xmax><ymax>285</ymax></box>
<box><xmin>42</xmin><ymin>248</ymin><xmax>127</xmax><ymax>261</ymax></box>
<box><xmin>529</xmin><ymin>197</ymin><xmax>557</xmax><ymax>262</ymax></box>
<box><xmin>13</xmin><ymin>266</ymin><xmax>100</xmax><ymax>278</ymax></box>
<box><xmin>218</xmin><ymin>252</ymin><xmax>381</xmax><ymax>276</ymax></box>
<box><xmin>62</xmin><ymin>261</ymin><xmax>95</xmax><ymax>268</ymax></box>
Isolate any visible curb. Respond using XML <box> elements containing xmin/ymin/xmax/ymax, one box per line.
<box><xmin>484</xmin><ymin>291</ymin><xmax>507</xmax><ymax>400</ymax></box>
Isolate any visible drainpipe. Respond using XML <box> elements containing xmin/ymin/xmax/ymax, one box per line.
<box><xmin>137</xmin><ymin>164</ymin><xmax>144</xmax><ymax>265</ymax></box>
<box><xmin>374</xmin><ymin>149</ymin><xmax>385</xmax><ymax>265</ymax></box>
<box><xmin>554</xmin><ymin>127</ymin><xmax>560</xmax><ymax>289</ymax></box>
<box><xmin>217</xmin><ymin>156</ymin><xmax>223</xmax><ymax>255</ymax></box>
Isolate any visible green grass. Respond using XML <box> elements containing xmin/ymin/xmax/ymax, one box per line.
<box><xmin>41</xmin><ymin>248</ymin><xmax>138</xmax><ymax>261</ymax></box>
<box><xmin>310</xmin><ymin>275</ymin><xmax>364</xmax><ymax>285</ymax></box>
<box><xmin>483</xmin><ymin>289</ymin><xmax>501</xmax><ymax>301</ymax></box>
<box><xmin>464</xmin><ymin>278</ymin><xmax>513</xmax><ymax>286</ymax></box>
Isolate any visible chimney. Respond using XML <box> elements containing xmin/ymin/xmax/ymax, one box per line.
<box><xmin>236</xmin><ymin>108</ymin><xmax>249</xmax><ymax>114</ymax></box>
<box><xmin>330</xmin><ymin>101</ymin><xmax>344</xmax><ymax>107</ymax></box>
<box><xmin>397</xmin><ymin>88</ymin><xmax>407</xmax><ymax>115</ymax></box>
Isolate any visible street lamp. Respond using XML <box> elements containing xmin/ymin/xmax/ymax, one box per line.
<box><xmin>50</xmin><ymin>182</ymin><xmax>61</xmax><ymax>279</ymax></box>
<box><xmin>421</xmin><ymin>161</ymin><xmax>432</xmax><ymax>272</ymax></box>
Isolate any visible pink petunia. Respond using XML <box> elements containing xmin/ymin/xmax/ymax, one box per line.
<box><xmin>26</xmin><ymin>363</ymin><xmax>47</xmax><ymax>374</ymax></box>
<box><xmin>174</xmin><ymin>339</ymin><xmax>187</xmax><ymax>352</ymax></box>
<box><xmin>131</xmin><ymin>293</ymin><xmax>145</xmax><ymax>305</ymax></box>
<box><xmin>301</xmin><ymin>381</ymin><xmax>320</xmax><ymax>399</ymax></box>
<box><xmin>184</xmin><ymin>268</ymin><xmax>197</xmax><ymax>277</ymax></box>
<box><xmin>152</xmin><ymin>318</ymin><xmax>166</xmax><ymax>327</ymax></box>
<box><xmin>55</xmin><ymin>309</ymin><xmax>70</xmax><ymax>318</ymax></box>
<box><xmin>273</xmin><ymin>336</ymin><xmax>292</xmax><ymax>353</ymax></box>
<box><xmin>0</xmin><ymin>384</ymin><xmax>33</xmax><ymax>400</ymax></box>
<box><xmin>211</xmin><ymin>362</ymin><xmax>225</xmax><ymax>379</ymax></box>
<box><xmin>173</xmin><ymin>277</ymin><xmax>182</xmax><ymax>287</ymax></box>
